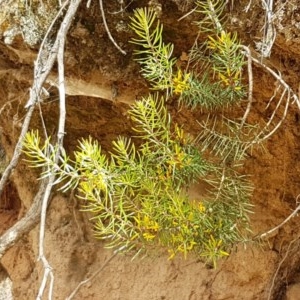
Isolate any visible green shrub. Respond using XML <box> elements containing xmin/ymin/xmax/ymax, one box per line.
<box><xmin>23</xmin><ymin>2</ymin><xmax>255</xmax><ymax>267</ymax></box>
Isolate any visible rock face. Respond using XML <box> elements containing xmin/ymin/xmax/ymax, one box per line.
<box><xmin>1</xmin><ymin>0</ymin><xmax>300</xmax><ymax>299</ymax></box>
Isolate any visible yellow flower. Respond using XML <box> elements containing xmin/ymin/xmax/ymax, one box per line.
<box><xmin>218</xmin><ymin>71</ymin><xmax>242</xmax><ymax>91</ymax></box>
<box><xmin>208</xmin><ymin>31</ymin><xmax>233</xmax><ymax>50</ymax></box>
<box><xmin>135</xmin><ymin>214</ymin><xmax>160</xmax><ymax>232</ymax></box>
<box><xmin>219</xmin><ymin>73</ymin><xmax>230</xmax><ymax>86</ymax></box>
<box><xmin>198</xmin><ymin>202</ymin><xmax>206</xmax><ymax>213</ymax></box>
<box><xmin>188</xmin><ymin>212</ymin><xmax>194</xmax><ymax>222</ymax></box>
<box><xmin>178</xmin><ymin>241</ymin><xmax>196</xmax><ymax>253</ymax></box>
<box><xmin>172</xmin><ymin>69</ymin><xmax>190</xmax><ymax>95</ymax></box>
<box><xmin>148</xmin><ymin>221</ymin><xmax>159</xmax><ymax>232</ymax></box>
<box><xmin>220</xmin><ymin>250</ymin><xmax>229</xmax><ymax>257</ymax></box>
<box><xmin>143</xmin><ymin>232</ymin><xmax>156</xmax><ymax>241</ymax></box>
<box><xmin>168</xmin><ymin>249</ymin><xmax>176</xmax><ymax>260</ymax></box>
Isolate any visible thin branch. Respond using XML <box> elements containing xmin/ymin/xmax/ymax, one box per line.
<box><xmin>240</xmin><ymin>46</ymin><xmax>253</xmax><ymax>128</ymax></box>
<box><xmin>177</xmin><ymin>7</ymin><xmax>197</xmax><ymax>21</ymax></box>
<box><xmin>36</xmin><ymin>0</ymin><xmax>82</xmax><ymax>299</ymax></box>
<box><xmin>37</xmin><ymin>17</ymin><xmax>68</xmax><ymax>300</ymax></box>
<box><xmin>260</xmin><ymin>0</ymin><xmax>276</xmax><ymax>58</ymax></box>
<box><xmin>66</xmin><ymin>252</ymin><xmax>118</xmax><ymax>300</ymax></box>
<box><xmin>0</xmin><ymin>98</ymin><xmax>15</xmax><ymax>116</ymax></box>
<box><xmin>215</xmin><ymin>167</ymin><xmax>226</xmax><ymax>201</ymax></box>
<box><xmin>250</xmin><ymin>55</ymin><xmax>300</xmax><ymax>108</ymax></box>
<box><xmin>0</xmin><ymin>180</ymin><xmax>48</xmax><ymax>259</ymax></box>
<box><xmin>38</xmin><ymin>102</ymin><xmax>49</xmax><ymax>141</ymax></box>
<box><xmin>0</xmin><ymin>3</ymin><xmax>69</xmax><ymax>195</ymax></box>
<box><xmin>255</xmin><ymin>202</ymin><xmax>300</xmax><ymax>240</ymax></box>
<box><xmin>108</xmin><ymin>0</ymin><xmax>134</xmax><ymax>15</ymax></box>
<box><xmin>0</xmin><ymin>104</ymin><xmax>35</xmax><ymax>196</ymax></box>
<box><xmin>25</xmin><ymin>40</ymin><xmax>59</xmax><ymax>109</ymax></box>
<box><xmin>254</xmin><ymin>88</ymin><xmax>290</xmax><ymax>144</ymax></box>
<box><xmin>265</xmin><ymin>83</ymin><xmax>280</xmax><ymax>110</ymax></box>
<box><xmin>86</xmin><ymin>0</ymin><xmax>92</xmax><ymax>8</ymax></box>
<box><xmin>240</xmin><ymin>51</ymin><xmax>299</xmax><ymax>144</ymax></box>
<box><xmin>244</xmin><ymin>0</ymin><xmax>252</xmax><ymax>12</ymax></box>
<box><xmin>57</xmin><ymin>13</ymin><xmax>67</xmax><ymax>141</ymax></box>
<box><xmin>207</xmin><ymin>0</ymin><xmax>224</xmax><ymax>33</ymax></box>
<box><xmin>36</xmin><ymin>175</ymin><xmax>57</xmax><ymax>300</ymax></box>
<box><xmin>98</xmin><ymin>0</ymin><xmax>127</xmax><ymax>55</ymax></box>
<box><xmin>267</xmin><ymin>237</ymin><xmax>300</xmax><ymax>300</ymax></box>
<box><xmin>34</xmin><ymin>0</ymin><xmax>70</xmax><ymax>74</ymax></box>
<box><xmin>265</xmin><ymin>87</ymin><xmax>286</xmax><ymax>128</ymax></box>
<box><xmin>0</xmin><ymin>0</ymin><xmax>71</xmax><ymax>287</ymax></box>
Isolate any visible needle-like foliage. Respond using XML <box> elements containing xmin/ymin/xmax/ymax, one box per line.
<box><xmin>195</xmin><ymin>0</ymin><xmax>226</xmax><ymax>33</ymax></box>
<box><xmin>22</xmin><ymin>2</ymin><xmax>256</xmax><ymax>267</ymax></box>
<box><xmin>197</xmin><ymin>117</ymin><xmax>261</xmax><ymax>162</ymax></box>
<box><xmin>23</xmin><ymin>93</ymin><xmax>252</xmax><ymax>266</ymax></box>
<box><xmin>129</xmin><ymin>8</ymin><xmax>176</xmax><ymax>92</ymax></box>
<box><xmin>179</xmin><ymin>1</ymin><xmax>246</xmax><ymax>109</ymax></box>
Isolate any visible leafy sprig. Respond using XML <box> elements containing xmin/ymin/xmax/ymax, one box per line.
<box><xmin>129</xmin><ymin>8</ymin><xmax>176</xmax><ymax>92</ymax></box>
<box><xmin>22</xmin><ymin>3</ymin><xmax>255</xmax><ymax>267</ymax></box>
<box><xmin>23</xmin><ymin>93</ymin><xmax>252</xmax><ymax>265</ymax></box>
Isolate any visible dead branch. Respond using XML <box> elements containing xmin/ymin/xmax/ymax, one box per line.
<box><xmin>251</xmin><ymin>54</ymin><xmax>300</xmax><ymax>108</ymax></box>
<box><xmin>36</xmin><ymin>0</ymin><xmax>82</xmax><ymax>298</ymax></box>
<box><xmin>66</xmin><ymin>252</ymin><xmax>118</xmax><ymax>300</ymax></box>
<box><xmin>240</xmin><ymin>45</ymin><xmax>254</xmax><ymax>128</ymax></box>
<box><xmin>36</xmin><ymin>1</ymin><xmax>69</xmax><ymax>69</ymax></box>
<box><xmin>36</xmin><ymin>177</ymin><xmax>57</xmax><ymax>300</ymax></box>
<box><xmin>177</xmin><ymin>7</ymin><xmax>197</xmax><ymax>21</ymax></box>
<box><xmin>256</xmin><ymin>202</ymin><xmax>300</xmax><ymax>240</ymax></box>
<box><xmin>0</xmin><ymin>104</ymin><xmax>35</xmax><ymax>196</ymax></box>
<box><xmin>267</xmin><ymin>237</ymin><xmax>300</xmax><ymax>300</ymax></box>
<box><xmin>259</xmin><ymin>0</ymin><xmax>276</xmax><ymax>57</ymax></box>
<box><xmin>0</xmin><ymin>1</ymin><xmax>69</xmax><ymax>198</ymax></box>
<box><xmin>241</xmin><ymin>47</ymin><xmax>299</xmax><ymax>145</ymax></box>
<box><xmin>57</xmin><ymin>15</ymin><xmax>67</xmax><ymax>142</ymax></box>
<box><xmin>255</xmin><ymin>88</ymin><xmax>290</xmax><ymax>143</ymax></box>
<box><xmin>0</xmin><ymin>180</ymin><xmax>48</xmax><ymax>259</ymax></box>
<box><xmin>0</xmin><ymin>0</ymin><xmax>81</xmax><ymax>298</ymax></box>
<box><xmin>98</xmin><ymin>0</ymin><xmax>127</xmax><ymax>55</ymax></box>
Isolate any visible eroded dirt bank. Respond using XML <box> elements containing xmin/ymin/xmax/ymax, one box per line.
<box><xmin>1</xmin><ymin>0</ymin><xmax>300</xmax><ymax>299</ymax></box>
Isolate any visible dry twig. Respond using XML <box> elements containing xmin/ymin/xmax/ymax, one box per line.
<box><xmin>267</xmin><ymin>237</ymin><xmax>300</xmax><ymax>300</ymax></box>
<box><xmin>99</xmin><ymin>0</ymin><xmax>127</xmax><ymax>55</ymax></box>
<box><xmin>256</xmin><ymin>202</ymin><xmax>300</xmax><ymax>240</ymax></box>
<box><xmin>66</xmin><ymin>252</ymin><xmax>118</xmax><ymax>300</ymax></box>
<box><xmin>241</xmin><ymin>49</ymin><xmax>299</xmax><ymax>144</ymax></box>
<box><xmin>240</xmin><ymin>45</ymin><xmax>254</xmax><ymax>128</ymax></box>
<box><xmin>0</xmin><ymin>180</ymin><xmax>48</xmax><ymax>259</ymax></box>
<box><xmin>0</xmin><ymin>104</ymin><xmax>35</xmax><ymax>195</ymax></box>
<box><xmin>36</xmin><ymin>0</ymin><xmax>82</xmax><ymax>298</ymax></box>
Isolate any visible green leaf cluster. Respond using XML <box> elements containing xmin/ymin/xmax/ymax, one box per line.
<box><xmin>197</xmin><ymin>117</ymin><xmax>262</xmax><ymax>162</ymax></box>
<box><xmin>130</xmin><ymin>4</ymin><xmax>246</xmax><ymax>109</ymax></box>
<box><xmin>181</xmin><ymin>1</ymin><xmax>246</xmax><ymax>108</ymax></box>
<box><xmin>195</xmin><ymin>0</ymin><xmax>226</xmax><ymax>33</ymax></box>
<box><xmin>129</xmin><ymin>8</ymin><xmax>176</xmax><ymax>92</ymax></box>
<box><xmin>22</xmin><ymin>2</ymin><xmax>255</xmax><ymax>267</ymax></box>
<box><xmin>126</xmin><ymin>3</ymin><xmax>254</xmax><ymax>263</ymax></box>
<box><xmin>23</xmin><ymin>93</ymin><xmax>252</xmax><ymax>265</ymax></box>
